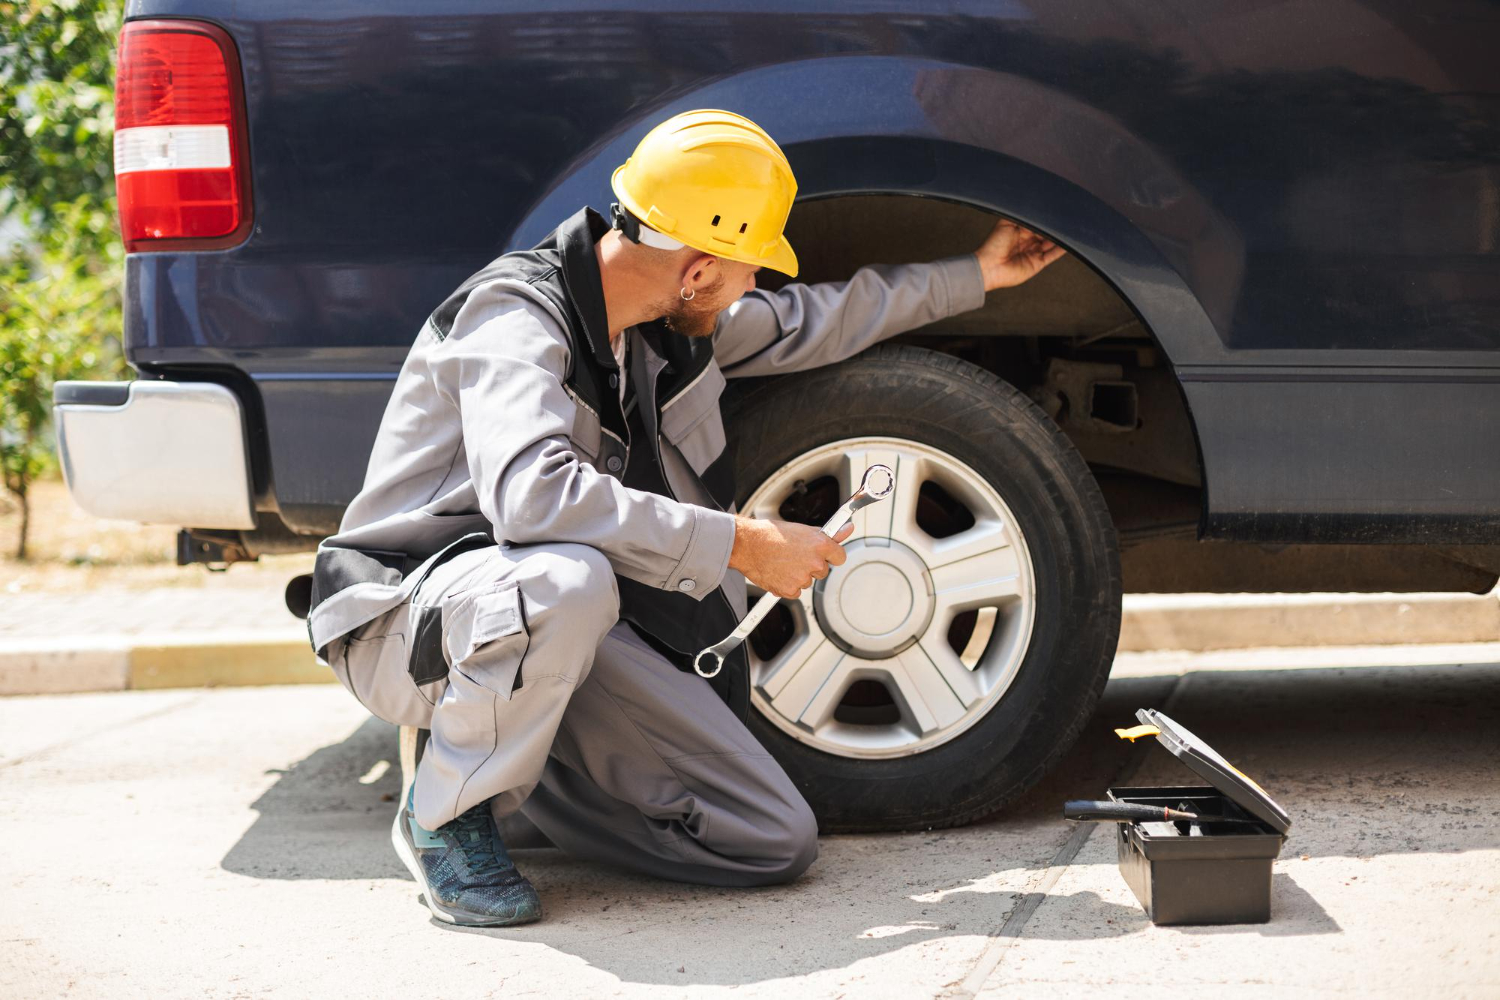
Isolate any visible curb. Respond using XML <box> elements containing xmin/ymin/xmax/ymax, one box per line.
<box><xmin>0</xmin><ymin>628</ymin><xmax>325</xmax><ymax>697</ymax></box>
<box><xmin>1117</xmin><ymin>590</ymin><xmax>1500</xmax><ymax>653</ymax></box>
<box><xmin>0</xmin><ymin>592</ymin><xmax>1496</xmax><ymax>697</ymax></box>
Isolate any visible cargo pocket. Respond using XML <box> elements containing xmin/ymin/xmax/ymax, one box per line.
<box><xmin>441</xmin><ymin>580</ymin><xmax>530</xmax><ymax>700</ymax></box>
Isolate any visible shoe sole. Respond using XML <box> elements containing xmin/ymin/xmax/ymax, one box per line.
<box><xmin>389</xmin><ymin>804</ymin><xmax>541</xmax><ymax>928</ymax></box>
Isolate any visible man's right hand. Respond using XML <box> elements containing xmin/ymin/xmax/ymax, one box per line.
<box><xmin>728</xmin><ymin>516</ymin><xmax>854</xmax><ymax>600</ymax></box>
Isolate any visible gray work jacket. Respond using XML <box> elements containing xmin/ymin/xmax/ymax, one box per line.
<box><xmin>307</xmin><ymin>209</ymin><xmax>986</xmax><ymax>665</ymax></box>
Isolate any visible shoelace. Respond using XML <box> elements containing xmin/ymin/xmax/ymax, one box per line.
<box><xmin>447</xmin><ymin>807</ymin><xmax>521</xmax><ymax>883</ymax></box>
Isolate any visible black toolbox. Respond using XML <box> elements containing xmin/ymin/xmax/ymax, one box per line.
<box><xmin>1109</xmin><ymin>708</ymin><xmax>1292</xmax><ymax>925</ymax></box>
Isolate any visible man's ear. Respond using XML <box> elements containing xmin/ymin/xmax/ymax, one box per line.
<box><xmin>681</xmin><ymin>253</ymin><xmax>719</xmax><ymax>293</ymax></box>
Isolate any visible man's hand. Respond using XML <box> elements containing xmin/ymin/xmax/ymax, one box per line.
<box><xmin>729</xmin><ymin>516</ymin><xmax>855</xmax><ymax>600</ymax></box>
<box><xmin>975</xmin><ymin>218</ymin><xmax>1066</xmax><ymax>291</ymax></box>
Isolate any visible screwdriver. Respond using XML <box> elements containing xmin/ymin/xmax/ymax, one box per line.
<box><xmin>1062</xmin><ymin>800</ymin><xmax>1253</xmax><ymax>824</ymax></box>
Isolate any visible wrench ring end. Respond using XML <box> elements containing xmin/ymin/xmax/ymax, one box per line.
<box><xmin>694</xmin><ymin>649</ymin><xmax>724</xmax><ymax>678</ymax></box>
<box><xmin>861</xmin><ymin>463</ymin><xmax>895</xmax><ymax>500</ymax></box>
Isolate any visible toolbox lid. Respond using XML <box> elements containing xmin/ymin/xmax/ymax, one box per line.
<box><xmin>1136</xmin><ymin>708</ymin><xmax>1292</xmax><ymax>834</ymax></box>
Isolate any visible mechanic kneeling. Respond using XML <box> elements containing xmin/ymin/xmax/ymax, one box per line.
<box><xmin>305</xmin><ymin>109</ymin><xmax>1063</xmax><ymax>927</ymax></box>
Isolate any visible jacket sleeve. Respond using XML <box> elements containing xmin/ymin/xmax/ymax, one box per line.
<box><xmin>427</xmin><ymin>283</ymin><xmax>735</xmax><ymax>600</ymax></box>
<box><xmin>712</xmin><ymin>254</ymin><xmax>987</xmax><ymax>378</ymax></box>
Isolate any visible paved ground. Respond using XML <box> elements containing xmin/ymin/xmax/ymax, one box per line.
<box><xmin>0</xmin><ymin>579</ymin><xmax>1491</xmax><ymax>645</ymax></box>
<box><xmin>4</xmin><ymin>643</ymin><xmax>1499</xmax><ymax>999</ymax></box>
<box><xmin>0</xmin><ymin>585</ymin><xmax>306</xmax><ymax>638</ymax></box>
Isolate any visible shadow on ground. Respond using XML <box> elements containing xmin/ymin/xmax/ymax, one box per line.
<box><xmin>220</xmin><ymin>658</ymin><xmax>1499</xmax><ymax>986</ymax></box>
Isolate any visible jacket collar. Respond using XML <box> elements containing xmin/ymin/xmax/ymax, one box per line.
<box><xmin>556</xmin><ymin>207</ymin><xmax>618</xmax><ymax>370</ymax></box>
<box><xmin>552</xmin><ymin>205</ymin><xmax>714</xmax><ymax>401</ymax></box>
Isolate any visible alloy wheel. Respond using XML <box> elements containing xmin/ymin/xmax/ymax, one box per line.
<box><xmin>741</xmin><ymin>437</ymin><xmax>1037</xmax><ymax>759</ymax></box>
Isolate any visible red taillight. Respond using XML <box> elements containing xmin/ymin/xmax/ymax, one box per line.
<box><xmin>115</xmin><ymin>20</ymin><xmax>251</xmax><ymax>252</ymax></box>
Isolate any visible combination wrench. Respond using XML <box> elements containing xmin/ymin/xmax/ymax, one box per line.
<box><xmin>694</xmin><ymin>464</ymin><xmax>896</xmax><ymax>678</ymax></box>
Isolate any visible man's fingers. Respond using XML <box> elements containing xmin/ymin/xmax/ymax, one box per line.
<box><xmin>833</xmin><ymin>520</ymin><xmax>856</xmax><ymax>543</ymax></box>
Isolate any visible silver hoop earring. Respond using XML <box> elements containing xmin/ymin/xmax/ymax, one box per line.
<box><xmin>679</xmin><ymin>286</ymin><xmax>695</xmax><ymax>301</ymax></box>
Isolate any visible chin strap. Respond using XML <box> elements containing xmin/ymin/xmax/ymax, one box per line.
<box><xmin>610</xmin><ymin>202</ymin><xmax>686</xmax><ymax>252</ymax></box>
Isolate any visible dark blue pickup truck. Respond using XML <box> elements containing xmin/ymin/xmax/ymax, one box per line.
<box><xmin>54</xmin><ymin>1</ymin><xmax>1500</xmax><ymax>831</ymax></box>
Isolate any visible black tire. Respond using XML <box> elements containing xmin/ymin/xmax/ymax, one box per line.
<box><xmin>725</xmin><ymin>344</ymin><xmax>1121</xmax><ymax>833</ymax></box>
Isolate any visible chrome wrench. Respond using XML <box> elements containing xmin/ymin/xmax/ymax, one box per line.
<box><xmin>694</xmin><ymin>464</ymin><xmax>896</xmax><ymax>678</ymax></box>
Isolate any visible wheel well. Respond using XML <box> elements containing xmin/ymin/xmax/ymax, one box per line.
<box><xmin>772</xmin><ymin>193</ymin><xmax>1204</xmax><ymax>547</ymax></box>
<box><xmin>771</xmin><ymin>194</ymin><xmax>1500</xmax><ymax>594</ymax></box>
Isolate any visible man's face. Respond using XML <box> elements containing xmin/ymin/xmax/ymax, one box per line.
<box><xmin>662</xmin><ymin>258</ymin><xmax>760</xmax><ymax>338</ymax></box>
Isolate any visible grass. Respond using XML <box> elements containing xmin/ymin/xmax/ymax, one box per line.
<box><xmin>0</xmin><ymin>474</ymin><xmax>313</xmax><ymax>594</ymax></box>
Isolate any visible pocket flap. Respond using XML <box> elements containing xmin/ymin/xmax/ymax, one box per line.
<box><xmin>660</xmin><ymin>362</ymin><xmax>726</xmax><ymax>444</ymax></box>
<box><xmin>443</xmin><ymin>581</ymin><xmax>526</xmax><ymax>667</ymax></box>
<box><xmin>567</xmin><ymin>387</ymin><xmax>603</xmax><ymax>460</ymax></box>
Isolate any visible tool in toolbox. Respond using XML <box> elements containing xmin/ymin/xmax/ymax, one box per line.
<box><xmin>1064</xmin><ymin>708</ymin><xmax>1294</xmax><ymax>925</ymax></box>
<box><xmin>694</xmin><ymin>464</ymin><xmax>896</xmax><ymax>679</ymax></box>
<box><xmin>1063</xmin><ymin>801</ymin><xmax>1259</xmax><ymax>825</ymax></box>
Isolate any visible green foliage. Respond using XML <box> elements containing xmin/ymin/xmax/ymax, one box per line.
<box><xmin>1</xmin><ymin>1</ymin><xmax>124</xmax><ymax>557</ymax></box>
<box><xmin>0</xmin><ymin>0</ymin><xmax>122</xmax><ymax>238</ymax></box>
<box><xmin>0</xmin><ymin>197</ymin><xmax>126</xmax><ymax>556</ymax></box>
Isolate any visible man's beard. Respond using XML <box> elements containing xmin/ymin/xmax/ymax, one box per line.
<box><xmin>660</xmin><ymin>276</ymin><xmax>724</xmax><ymax>339</ymax></box>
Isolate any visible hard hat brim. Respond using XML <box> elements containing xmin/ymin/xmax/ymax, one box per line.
<box><xmin>760</xmin><ymin>234</ymin><xmax>799</xmax><ymax>278</ymax></box>
<box><xmin>609</xmin><ymin>165</ymin><xmax>799</xmax><ymax>278</ymax></box>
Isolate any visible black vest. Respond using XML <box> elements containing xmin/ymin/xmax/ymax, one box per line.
<box><xmin>429</xmin><ymin>207</ymin><xmax>750</xmax><ymax>720</ymax></box>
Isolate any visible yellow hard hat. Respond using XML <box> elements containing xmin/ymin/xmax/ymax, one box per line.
<box><xmin>611</xmin><ymin>109</ymin><xmax>799</xmax><ymax>277</ymax></box>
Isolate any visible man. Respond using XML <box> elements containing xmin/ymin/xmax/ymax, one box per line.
<box><xmin>306</xmin><ymin>109</ymin><xmax>1063</xmax><ymax>927</ymax></box>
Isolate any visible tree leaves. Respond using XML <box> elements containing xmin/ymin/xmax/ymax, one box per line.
<box><xmin>0</xmin><ymin>1</ymin><xmax>125</xmax><ymax>557</ymax></box>
<box><xmin>0</xmin><ymin>0</ymin><xmax>121</xmax><ymax>232</ymax></box>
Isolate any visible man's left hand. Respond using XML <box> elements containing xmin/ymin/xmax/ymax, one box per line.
<box><xmin>974</xmin><ymin>218</ymin><xmax>1066</xmax><ymax>291</ymax></box>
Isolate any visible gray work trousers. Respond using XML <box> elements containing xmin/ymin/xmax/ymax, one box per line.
<box><xmin>328</xmin><ymin>541</ymin><xmax>818</xmax><ymax>887</ymax></box>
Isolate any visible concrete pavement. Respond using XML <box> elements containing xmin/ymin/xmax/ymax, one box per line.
<box><xmin>3</xmin><ymin>643</ymin><xmax>1498</xmax><ymax>998</ymax></box>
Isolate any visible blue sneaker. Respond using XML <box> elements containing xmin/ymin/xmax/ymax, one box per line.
<box><xmin>391</xmin><ymin>785</ymin><xmax>542</xmax><ymax>927</ymax></box>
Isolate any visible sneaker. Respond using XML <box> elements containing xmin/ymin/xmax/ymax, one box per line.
<box><xmin>391</xmin><ymin>785</ymin><xmax>543</xmax><ymax>927</ymax></box>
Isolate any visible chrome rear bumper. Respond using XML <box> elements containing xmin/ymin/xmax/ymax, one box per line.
<box><xmin>52</xmin><ymin>380</ymin><xmax>256</xmax><ymax>529</ymax></box>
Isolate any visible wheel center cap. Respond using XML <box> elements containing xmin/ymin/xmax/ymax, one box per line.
<box><xmin>813</xmin><ymin>538</ymin><xmax>934</xmax><ymax>659</ymax></box>
<box><xmin>842</xmin><ymin>563</ymin><xmax>912</xmax><ymax>633</ymax></box>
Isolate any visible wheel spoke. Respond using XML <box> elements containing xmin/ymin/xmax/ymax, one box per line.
<box><xmin>889</xmin><ymin>646</ymin><xmax>968</xmax><ymax>735</ymax></box>
<box><xmin>925</xmin><ymin>517</ymin><xmax>1015</xmax><ymax>569</ymax></box>
<box><xmin>794</xmin><ymin>653</ymin><xmax>859</xmax><ymax>732</ymax></box>
<box><xmin>917</xmin><ymin>639</ymin><xmax>986</xmax><ymax>707</ymax></box>
<box><xmin>759</xmin><ymin>633</ymin><xmax>847</xmax><ymax>723</ymax></box>
<box><xmin>876</xmin><ymin>452</ymin><xmax>927</xmax><ymax>544</ymax></box>
<box><xmin>835</xmin><ymin>446</ymin><xmax>907</xmax><ymax>541</ymax></box>
<box><xmin>929</xmin><ymin>546</ymin><xmax>1024</xmax><ymax>618</ymax></box>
